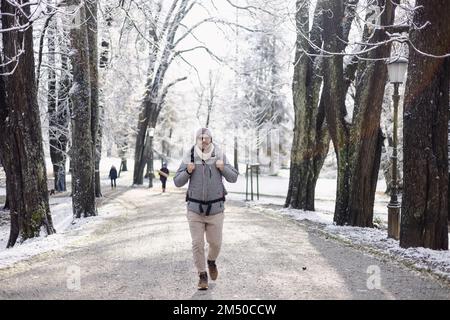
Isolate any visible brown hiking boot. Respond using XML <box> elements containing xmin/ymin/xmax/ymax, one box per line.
<box><xmin>198</xmin><ymin>272</ymin><xmax>208</xmax><ymax>290</ymax></box>
<box><xmin>207</xmin><ymin>260</ymin><xmax>218</xmax><ymax>281</ymax></box>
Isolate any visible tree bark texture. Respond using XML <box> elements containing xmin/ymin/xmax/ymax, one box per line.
<box><xmin>0</xmin><ymin>0</ymin><xmax>55</xmax><ymax>247</ymax></box>
<box><xmin>400</xmin><ymin>0</ymin><xmax>449</xmax><ymax>250</ymax></box>
<box><xmin>68</xmin><ymin>0</ymin><xmax>96</xmax><ymax>218</ymax></box>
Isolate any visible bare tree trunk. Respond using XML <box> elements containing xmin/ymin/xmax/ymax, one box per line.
<box><xmin>145</xmin><ymin>136</ymin><xmax>154</xmax><ymax>188</ymax></box>
<box><xmin>99</xmin><ymin>9</ymin><xmax>111</xmax><ymax>185</ymax></box>
<box><xmin>285</xmin><ymin>0</ymin><xmax>328</xmax><ymax>210</ymax></box>
<box><xmin>55</xmin><ymin>38</ymin><xmax>71</xmax><ymax>192</ymax></box>
<box><xmin>168</xmin><ymin>128</ymin><xmax>173</xmax><ymax>158</ymax></box>
<box><xmin>145</xmin><ymin>133</ymin><xmax>151</xmax><ymax>179</ymax></box>
<box><xmin>47</xmin><ymin>15</ymin><xmax>58</xmax><ymax>190</ymax></box>
<box><xmin>0</xmin><ymin>0</ymin><xmax>55</xmax><ymax>247</ymax></box>
<box><xmin>400</xmin><ymin>0</ymin><xmax>449</xmax><ymax>250</ymax></box>
<box><xmin>322</xmin><ymin>0</ymin><xmax>351</xmax><ymax>225</ymax></box>
<box><xmin>205</xmin><ymin>106</ymin><xmax>211</xmax><ymax>128</ymax></box>
<box><xmin>133</xmin><ymin>0</ymin><xmax>189</xmax><ymax>185</ymax></box>
<box><xmin>287</xmin><ymin>0</ymin><xmax>357</xmax><ymax>211</ymax></box>
<box><xmin>68</xmin><ymin>0</ymin><xmax>96</xmax><ymax>218</ymax></box>
<box><xmin>121</xmin><ymin>159</ymin><xmax>128</xmax><ymax>172</ymax></box>
<box><xmin>86</xmin><ymin>0</ymin><xmax>101</xmax><ymax>198</ymax></box>
<box><xmin>322</xmin><ymin>0</ymin><xmax>394</xmax><ymax>226</ymax></box>
<box><xmin>47</xmin><ymin>14</ymin><xmax>70</xmax><ymax>193</ymax></box>
<box><xmin>347</xmin><ymin>0</ymin><xmax>395</xmax><ymax>227</ymax></box>
<box><xmin>133</xmin><ymin>111</ymin><xmax>152</xmax><ymax>185</ymax></box>
<box><xmin>95</xmin><ymin>107</ymin><xmax>103</xmax><ymax>197</ymax></box>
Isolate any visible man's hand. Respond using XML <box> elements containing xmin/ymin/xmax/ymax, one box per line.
<box><xmin>187</xmin><ymin>163</ymin><xmax>195</xmax><ymax>174</ymax></box>
<box><xmin>216</xmin><ymin>160</ymin><xmax>224</xmax><ymax>172</ymax></box>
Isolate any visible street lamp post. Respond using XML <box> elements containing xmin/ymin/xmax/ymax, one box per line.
<box><xmin>386</xmin><ymin>57</ymin><xmax>408</xmax><ymax>240</ymax></box>
<box><xmin>148</xmin><ymin>127</ymin><xmax>155</xmax><ymax>188</ymax></box>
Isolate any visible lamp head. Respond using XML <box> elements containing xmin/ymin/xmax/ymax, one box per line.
<box><xmin>387</xmin><ymin>56</ymin><xmax>408</xmax><ymax>84</ymax></box>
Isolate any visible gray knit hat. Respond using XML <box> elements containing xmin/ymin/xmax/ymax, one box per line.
<box><xmin>196</xmin><ymin>127</ymin><xmax>212</xmax><ymax>139</ymax></box>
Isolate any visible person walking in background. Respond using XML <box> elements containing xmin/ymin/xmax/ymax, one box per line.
<box><xmin>174</xmin><ymin>128</ymin><xmax>239</xmax><ymax>290</ymax></box>
<box><xmin>56</xmin><ymin>166</ymin><xmax>65</xmax><ymax>192</ymax></box>
<box><xmin>109</xmin><ymin>165</ymin><xmax>117</xmax><ymax>189</ymax></box>
<box><xmin>158</xmin><ymin>162</ymin><xmax>170</xmax><ymax>193</ymax></box>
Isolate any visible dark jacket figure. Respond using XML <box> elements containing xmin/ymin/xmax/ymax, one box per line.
<box><xmin>56</xmin><ymin>166</ymin><xmax>65</xmax><ymax>192</ymax></box>
<box><xmin>109</xmin><ymin>165</ymin><xmax>118</xmax><ymax>188</ymax></box>
<box><xmin>159</xmin><ymin>163</ymin><xmax>169</xmax><ymax>192</ymax></box>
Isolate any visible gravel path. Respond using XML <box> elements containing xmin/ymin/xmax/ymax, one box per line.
<box><xmin>0</xmin><ymin>187</ymin><xmax>449</xmax><ymax>299</ymax></box>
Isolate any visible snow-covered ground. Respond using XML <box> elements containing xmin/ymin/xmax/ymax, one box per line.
<box><xmin>0</xmin><ymin>156</ymin><xmax>448</xmax><ymax>283</ymax></box>
<box><xmin>0</xmin><ymin>198</ymin><xmax>125</xmax><ymax>269</ymax></box>
<box><xmin>0</xmin><ymin>157</ymin><xmax>141</xmax><ymax>269</ymax></box>
<box><xmin>0</xmin><ymin>155</ymin><xmax>182</xmax><ymax>269</ymax></box>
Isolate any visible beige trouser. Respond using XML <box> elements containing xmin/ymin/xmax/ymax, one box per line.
<box><xmin>187</xmin><ymin>210</ymin><xmax>224</xmax><ymax>273</ymax></box>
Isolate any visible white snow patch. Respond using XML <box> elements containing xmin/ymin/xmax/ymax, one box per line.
<box><xmin>325</xmin><ymin>224</ymin><xmax>450</xmax><ymax>280</ymax></box>
<box><xmin>0</xmin><ymin>198</ymin><xmax>123</xmax><ymax>269</ymax></box>
<box><xmin>280</xmin><ymin>207</ymin><xmax>334</xmax><ymax>225</ymax></box>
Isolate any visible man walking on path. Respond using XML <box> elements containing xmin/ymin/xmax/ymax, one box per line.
<box><xmin>109</xmin><ymin>165</ymin><xmax>118</xmax><ymax>189</ymax></box>
<box><xmin>174</xmin><ymin>128</ymin><xmax>239</xmax><ymax>290</ymax></box>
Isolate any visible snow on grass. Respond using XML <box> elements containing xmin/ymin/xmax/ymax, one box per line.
<box><xmin>325</xmin><ymin>224</ymin><xmax>450</xmax><ymax>281</ymax></box>
<box><xmin>280</xmin><ymin>207</ymin><xmax>334</xmax><ymax>225</ymax></box>
<box><xmin>0</xmin><ymin>163</ymin><xmax>167</xmax><ymax>270</ymax></box>
<box><xmin>0</xmin><ymin>196</ymin><xmax>75</xmax><ymax>251</ymax></box>
<box><xmin>0</xmin><ymin>195</ymin><xmax>124</xmax><ymax>270</ymax></box>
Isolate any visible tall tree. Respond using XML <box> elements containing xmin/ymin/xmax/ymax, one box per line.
<box><xmin>68</xmin><ymin>0</ymin><xmax>96</xmax><ymax>218</ymax></box>
<box><xmin>133</xmin><ymin>0</ymin><xmax>189</xmax><ymax>185</ymax></box>
<box><xmin>0</xmin><ymin>0</ymin><xmax>55</xmax><ymax>247</ymax></box>
<box><xmin>285</xmin><ymin>0</ymin><xmax>330</xmax><ymax>210</ymax></box>
<box><xmin>238</xmin><ymin>23</ymin><xmax>289</xmax><ymax>174</ymax></box>
<box><xmin>400</xmin><ymin>0</ymin><xmax>450</xmax><ymax>250</ymax></box>
<box><xmin>47</xmin><ymin>11</ymin><xmax>58</xmax><ymax>189</ymax></box>
<box><xmin>346</xmin><ymin>0</ymin><xmax>395</xmax><ymax>227</ymax></box>
<box><xmin>47</xmin><ymin>11</ymin><xmax>70</xmax><ymax>193</ymax></box>
<box><xmin>286</xmin><ymin>0</ymin><xmax>358</xmax><ymax>211</ymax></box>
<box><xmin>322</xmin><ymin>0</ymin><xmax>395</xmax><ymax>226</ymax></box>
<box><xmin>86</xmin><ymin>0</ymin><xmax>102</xmax><ymax>197</ymax></box>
